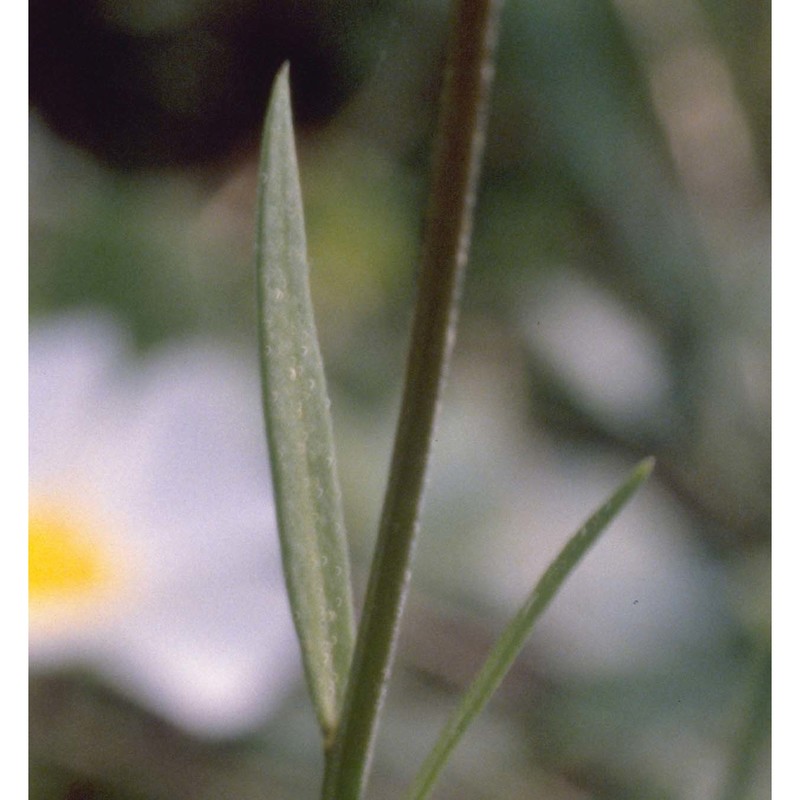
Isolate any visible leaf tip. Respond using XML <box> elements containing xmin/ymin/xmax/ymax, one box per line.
<box><xmin>268</xmin><ymin>61</ymin><xmax>292</xmax><ymax>114</ymax></box>
<box><xmin>276</xmin><ymin>60</ymin><xmax>291</xmax><ymax>87</ymax></box>
<box><xmin>635</xmin><ymin>455</ymin><xmax>656</xmax><ymax>483</ymax></box>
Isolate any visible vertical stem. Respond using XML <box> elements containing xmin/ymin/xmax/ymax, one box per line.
<box><xmin>322</xmin><ymin>1</ymin><xmax>503</xmax><ymax>797</ymax></box>
<box><xmin>716</xmin><ymin>640</ymin><xmax>771</xmax><ymax>800</ymax></box>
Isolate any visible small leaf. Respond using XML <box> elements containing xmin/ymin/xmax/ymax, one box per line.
<box><xmin>255</xmin><ymin>63</ymin><xmax>355</xmax><ymax>741</ymax></box>
<box><xmin>406</xmin><ymin>457</ymin><xmax>655</xmax><ymax>800</ymax></box>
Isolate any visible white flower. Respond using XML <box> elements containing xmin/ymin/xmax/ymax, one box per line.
<box><xmin>523</xmin><ymin>269</ymin><xmax>674</xmax><ymax>437</ymax></box>
<box><xmin>29</xmin><ymin>311</ymin><xmax>301</xmax><ymax>738</ymax></box>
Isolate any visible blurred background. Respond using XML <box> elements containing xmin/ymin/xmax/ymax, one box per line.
<box><xmin>29</xmin><ymin>0</ymin><xmax>770</xmax><ymax>798</ymax></box>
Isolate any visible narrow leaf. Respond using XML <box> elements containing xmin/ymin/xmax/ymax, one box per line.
<box><xmin>406</xmin><ymin>457</ymin><xmax>655</xmax><ymax>800</ymax></box>
<box><xmin>255</xmin><ymin>63</ymin><xmax>355</xmax><ymax>741</ymax></box>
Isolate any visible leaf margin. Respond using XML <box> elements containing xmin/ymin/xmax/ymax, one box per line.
<box><xmin>254</xmin><ymin>63</ymin><xmax>355</xmax><ymax>742</ymax></box>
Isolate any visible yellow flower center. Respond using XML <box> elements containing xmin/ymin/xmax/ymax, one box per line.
<box><xmin>28</xmin><ymin>499</ymin><xmax>128</xmax><ymax>623</ymax></box>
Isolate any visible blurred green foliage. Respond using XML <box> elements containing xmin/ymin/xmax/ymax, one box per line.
<box><xmin>29</xmin><ymin>0</ymin><xmax>769</xmax><ymax>797</ymax></box>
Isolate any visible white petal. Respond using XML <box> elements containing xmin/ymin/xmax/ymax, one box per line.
<box><xmin>101</xmin><ymin>342</ymin><xmax>277</xmax><ymax>561</ymax></box>
<box><xmin>524</xmin><ymin>271</ymin><xmax>672</xmax><ymax>434</ymax></box>
<box><xmin>29</xmin><ymin>310</ymin><xmax>131</xmax><ymax>485</ymax></box>
<box><xmin>96</xmin><ymin>576</ymin><xmax>301</xmax><ymax>737</ymax></box>
<box><xmin>29</xmin><ymin>313</ymin><xmax>302</xmax><ymax>736</ymax></box>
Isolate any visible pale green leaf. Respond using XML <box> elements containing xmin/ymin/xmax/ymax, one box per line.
<box><xmin>255</xmin><ymin>63</ymin><xmax>355</xmax><ymax>741</ymax></box>
<box><xmin>406</xmin><ymin>457</ymin><xmax>655</xmax><ymax>800</ymax></box>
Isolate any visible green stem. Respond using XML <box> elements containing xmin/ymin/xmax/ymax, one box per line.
<box><xmin>716</xmin><ymin>638</ymin><xmax>771</xmax><ymax>800</ymax></box>
<box><xmin>322</xmin><ymin>1</ymin><xmax>503</xmax><ymax>797</ymax></box>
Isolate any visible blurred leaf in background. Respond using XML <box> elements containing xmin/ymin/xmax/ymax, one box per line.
<box><xmin>29</xmin><ymin>0</ymin><xmax>769</xmax><ymax>797</ymax></box>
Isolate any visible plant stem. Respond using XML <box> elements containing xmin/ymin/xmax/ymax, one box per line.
<box><xmin>716</xmin><ymin>638</ymin><xmax>771</xmax><ymax>800</ymax></box>
<box><xmin>322</xmin><ymin>1</ymin><xmax>503</xmax><ymax>797</ymax></box>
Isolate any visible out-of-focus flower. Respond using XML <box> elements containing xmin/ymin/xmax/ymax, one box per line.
<box><xmin>523</xmin><ymin>269</ymin><xmax>674</xmax><ymax>439</ymax></box>
<box><xmin>29</xmin><ymin>311</ymin><xmax>301</xmax><ymax>738</ymax></box>
<box><xmin>410</xmin><ymin>349</ymin><xmax>729</xmax><ymax>678</ymax></box>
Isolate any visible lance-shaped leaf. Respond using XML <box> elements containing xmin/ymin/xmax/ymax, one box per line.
<box><xmin>255</xmin><ymin>64</ymin><xmax>355</xmax><ymax>742</ymax></box>
<box><xmin>406</xmin><ymin>457</ymin><xmax>655</xmax><ymax>800</ymax></box>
